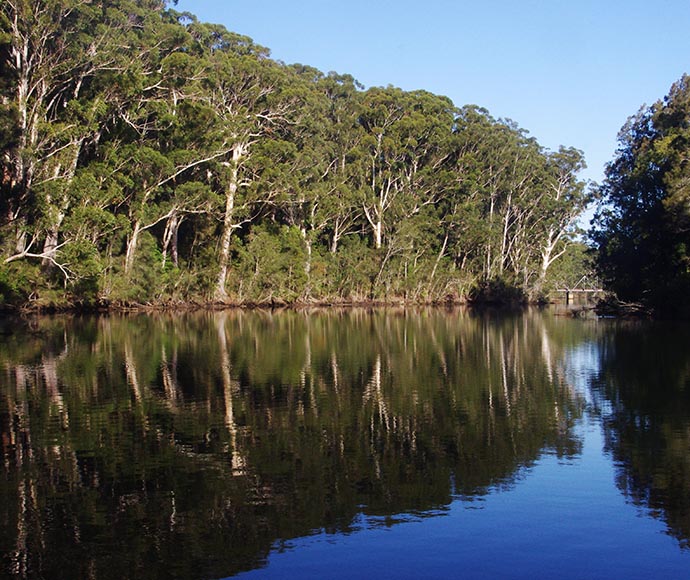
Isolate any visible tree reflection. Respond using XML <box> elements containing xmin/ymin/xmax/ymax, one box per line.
<box><xmin>592</xmin><ymin>321</ymin><xmax>690</xmax><ymax>549</ymax></box>
<box><xmin>0</xmin><ymin>309</ymin><xmax>584</xmax><ymax>579</ymax></box>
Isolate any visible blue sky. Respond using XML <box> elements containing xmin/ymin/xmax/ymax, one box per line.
<box><xmin>173</xmin><ymin>0</ymin><xmax>690</xmax><ymax>186</ymax></box>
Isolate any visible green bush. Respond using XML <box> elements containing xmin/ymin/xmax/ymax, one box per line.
<box><xmin>468</xmin><ymin>277</ymin><xmax>527</xmax><ymax>306</ymax></box>
<box><xmin>229</xmin><ymin>224</ymin><xmax>308</xmax><ymax>302</ymax></box>
<box><xmin>0</xmin><ymin>263</ymin><xmax>30</xmax><ymax>305</ymax></box>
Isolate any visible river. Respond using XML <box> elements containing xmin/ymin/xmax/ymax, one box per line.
<box><xmin>1</xmin><ymin>308</ymin><xmax>689</xmax><ymax>579</ymax></box>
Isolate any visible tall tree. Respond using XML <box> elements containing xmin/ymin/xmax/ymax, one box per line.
<box><xmin>278</xmin><ymin>68</ymin><xmax>365</xmax><ymax>294</ymax></box>
<box><xmin>190</xmin><ymin>24</ymin><xmax>297</xmax><ymax>301</ymax></box>
<box><xmin>535</xmin><ymin>146</ymin><xmax>589</xmax><ymax>290</ymax></box>
<box><xmin>0</xmin><ymin>1</ymin><xmax>592</xmax><ymax>307</ymax></box>
<box><xmin>591</xmin><ymin>74</ymin><xmax>690</xmax><ymax>315</ymax></box>
<box><xmin>0</xmin><ymin>0</ymin><xmax>171</xmax><ymax>273</ymax></box>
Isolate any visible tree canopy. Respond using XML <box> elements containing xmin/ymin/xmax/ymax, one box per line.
<box><xmin>591</xmin><ymin>74</ymin><xmax>690</xmax><ymax>316</ymax></box>
<box><xmin>0</xmin><ymin>1</ymin><xmax>591</xmax><ymax>308</ymax></box>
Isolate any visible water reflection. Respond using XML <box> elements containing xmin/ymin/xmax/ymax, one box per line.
<box><xmin>0</xmin><ymin>309</ymin><xmax>603</xmax><ymax>578</ymax></box>
<box><xmin>591</xmin><ymin>321</ymin><xmax>690</xmax><ymax>549</ymax></box>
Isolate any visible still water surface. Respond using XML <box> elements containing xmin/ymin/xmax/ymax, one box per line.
<box><xmin>1</xmin><ymin>309</ymin><xmax>689</xmax><ymax>579</ymax></box>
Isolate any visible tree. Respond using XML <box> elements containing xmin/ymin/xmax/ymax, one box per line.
<box><xmin>0</xmin><ymin>0</ymin><xmax>173</xmax><ymax>275</ymax></box>
<box><xmin>190</xmin><ymin>24</ymin><xmax>298</xmax><ymax>301</ymax></box>
<box><xmin>277</xmin><ymin>68</ymin><xmax>366</xmax><ymax>298</ymax></box>
<box><xmin>536</xmin><ymin>146</ymin><xmax>589</xmax><ymax>289</ymax></box>
<box><xmin>0</xmin><ymin>1</ymin><xmax>592</xmax><ymax>307</ymax></box>
<box><xmin>591</xmin><ymin>74</ymin><xmax>690</xmax><ymax>315</ymax></box>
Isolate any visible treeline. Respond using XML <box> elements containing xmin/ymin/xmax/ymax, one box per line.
<box><xmin>591</xmin><ymin>74</ymin><xmax>690</xmax><ymax>317</ymax></box>
<box><xmin>0</xmin><ymin>1</ymin><xmax>590</xmax><ymax>308</ymax></box>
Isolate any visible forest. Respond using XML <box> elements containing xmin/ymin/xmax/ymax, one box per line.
<box><xmin>592</xmin><ymin>74</ymin><xmax>690</xmax><ymax>318</ymax></box>
<box><xmin>1</xmin><ymin>1</ymin><xmax>594</xmax><ymax>309</ymax></box>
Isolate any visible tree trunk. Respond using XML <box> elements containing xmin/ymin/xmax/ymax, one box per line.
<box><xmin>301</xmin><ymin>227</ymin><xmax>312</xmax><ymax>298</ymax></box>
<box><xmin>486</xmin><ymin>193</ymin><xmax>496</xmax><ymax>279</ymax></box>
<box><xmin>215</xmin><ymin>186</ymin><xmax>235</xmax><ymax>301</ymax></box>
<box><xmin>42</xmin><ymin>227</ymin><xmax>60</xmax><ymax>268</ymax></box>
<box><xmin>373</xmin><ymin>220</ymin><xmax>383</xmax><ymax>250</ymax></box>
<box><xmin>162</xmin><ymin>213</ymin><xmax>182</xmax><ymax>268</ymax></box>
<box><xmin>499</xmin><ymin>194</ymin><xmax>512</xmax><ymax>276</ymax></box>
<box><xmin>540</xmin><ymin>230</ymin><xmax>556</xmax><ymax>283</ymax></box>
<box><xmin>363</xmin><ymin>195</ymin><xmax>384</xmax><ymax>250</ymax></box>
<box><xmin>330</xmin><ymin>225</ymin><xmax>339</xmax><ymax>254</ymax></box>
<box><xmin>215</xmin><ymin>146</ymin><xmax>243</xmax><ymax>301</ymax></box>
<box><xmin>429</xmin><ymin>232</ymin><xmax>449</xmax><ymax>293</ymax></box>
<box><xmin>41</xmin><ymin>138</ymin><xmax>84</xmax><ymax>265</ymax></box>
<box><xmin>125</xmin><ymin>220</ymin><xmax>141</xmax><ymax>276</ymax></box>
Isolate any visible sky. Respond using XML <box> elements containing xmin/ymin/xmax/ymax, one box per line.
<box><xmin>173</xmin><ymin>0</ymin><xmax>690</xmax><ymax>187</ymax></box>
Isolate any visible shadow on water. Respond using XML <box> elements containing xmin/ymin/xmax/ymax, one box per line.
<box><xmin>0</xmin><ymin>309</ymin><xmax>688</xmax><ymax>577</ymax></box>
<box><xmin>588</xmin><ymin>319</ymin><xmax>690</xmax><ymax>549</ymax></box>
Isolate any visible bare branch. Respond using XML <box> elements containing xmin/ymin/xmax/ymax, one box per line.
<box><xmin>4</xmin><ymin>242</ymin><xmax>73</xmax><ymax>282</ymax></box>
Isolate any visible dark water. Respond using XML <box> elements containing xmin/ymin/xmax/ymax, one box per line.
<box><xmin>1</xmin><ymin>309</ymin><xmax>689</xmax><ymax>579</ymax></box>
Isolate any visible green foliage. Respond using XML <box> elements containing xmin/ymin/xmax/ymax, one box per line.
<box><xmin>591</xmin><ymin>74</ymin><xmax>690</xmax><ymax>316</ymax></box>
<box><xmin>542</xmin><ymin>241</ymin><xmax>597</xmax><ymax>294</ymax></box>
<box><xmin>0</xmin><ymin>264</ymin><xmax>29</xmax><ymax>305</ymax></box>
<box><xmin>0</xmin><ymin>0</ymin><xmax>591</xmax><ymax>308</ymax></box>
<box><xmin>230</xmin><ymin>225</ymin><xmax>308</xmax><ymax>302</ymax></box>
<box><xmin>468</xmin><ymin>277</ymin><xmax>527</xmax><ymax>306</ymax></box>
<box><xmin>107</xmin><ymin>231</ymin><xmax>163</xmax><ymax>304</ymax></box>
<box><xmin>323</xmin><ymin>236</ymin><xmax>378</xmax><ymax>301</ymax></box>
<box><xmin>62</xmin><ymin>239</ymin><xmax>102</xmax><ymax>303</ymax></box>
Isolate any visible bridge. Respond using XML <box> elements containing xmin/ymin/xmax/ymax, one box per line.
<box><xmin>556</xmin><ymin>275</ymin><xmax>604</xmax><ymax>305</ymax></box>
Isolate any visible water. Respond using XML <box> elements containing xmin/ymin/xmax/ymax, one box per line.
<box><xmin>0</xmin><ymin>309</ymin><xmax>689</xmax><ymax>579</ymax></box>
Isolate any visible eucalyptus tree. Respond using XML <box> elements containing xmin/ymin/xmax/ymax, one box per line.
<box><xmin>0</xmin><ymin>1</ymin><xmax>594</xmax><ymax>307</ymax></box>
<box><xmin>445</xmin><ymin>107</ymin><xmax>589</xmax><ymax>296</ymax></box>
<box><xmin>533</xmin><ymin>146</ymin><xmax>589</xmax><ymax>290</ymax></box>
<box><xmin>277</xmin><ymin>67</ymin><xmax>366</xmax><ymax>296</ymax></box>
<box><xmin>315</xmin><ymin>73</ymin><xmax>367</xmax><ymax>255</ymax></box>
<box><xmin>188</xmin><ymin>23</ymin><xmax>300</xmax><ymax>301</ymax></box>
<box><xmin>37</xmin><ymin>7</ymin><xmax>235</xmax><ymax>303</ymax></box>
<box><xmin>485</xmin><ymin>124</ymin><xmax>546</xmax><ymax>283</ymax></box>
<box><xmin>355</xmin><ymin>87</ymin><xmax>458</xmax><ymax>296</ymax></box>
<box><xmin>1</xmin><ymin>0</ymin><xmax>106</xmax><ymax>267</ymax></box>
<box><xmin>125</xmin><ymin>15</ymin><xmax>225</xmax><ymax>273</ymax></box>
<box><xmin>450</xmin><ymin>109</ymin><xmax>529</xmax><ymax>283</ymax></box>
<box><xmin>266</xmin><ymin>64</ymin><xmax>332</xmax><ymax>296</ymax></box>
<box><xmin>357</xmin><ymin>86</ymin><xmax>407</xmax><ymax>251</ymax></box>
<box><xmin>388</xmin><ymin>90</ymin><xmax>456</xmax><ymax>296</ymax></box>
<box><xmin>0</xmin><ymin>0</ymin><xmax>175</xmax><ymax>278</ymax></box>
<box><xmin>438</xmin><ymin>106</ymin><xmax>495</xmax><ymax>281</ymax></box>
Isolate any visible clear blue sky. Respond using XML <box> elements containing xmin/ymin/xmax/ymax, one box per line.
<box><xmin>173</xmin><ymin>0</ymin><xmax>690</xmax><ymax>186</ymax></box>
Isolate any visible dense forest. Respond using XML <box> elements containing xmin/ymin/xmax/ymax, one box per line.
<box><xmin>592</xmin><ymin>74</ymin><xmax>690</xmax><ymax>318</ymax></box>
<box><xmin>0</xmin><ymin>1</ymin><xmax>592</xmax><ymax>309</ymax></box>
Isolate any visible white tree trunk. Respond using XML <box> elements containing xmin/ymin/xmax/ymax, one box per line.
<box><xmin>373</xmin><ymin>220</ymin><xmax>383</xmax><ymax>250</ymax></box>
<box><xmin>124</xmin><ymin>221</ymin><xmax>141</xmax><ymax>276</ymax></box>
<box><xmin>215</xmin><ymin>146</ymin><xmax>244</xmax><ymax>300</ymax></box>
<box><xmin>162</xmin><ymin>213</ymin><xmax>182</xmax><ymax>268</ymax></box>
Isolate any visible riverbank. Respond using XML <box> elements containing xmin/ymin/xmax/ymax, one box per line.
<box><xmin>3</xmin><ymin>285</ymin><xmax>659</xmax><ymax>319</ymax></box>
<box><xmin>0</xmin><ymin>290</ymin><xmax>561</xmax><ymax>318</ymax></box>
<box><xmin>0</xmin><ymin>296</ymin><xmax>468</xmax><ymax>315</ymax></box>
